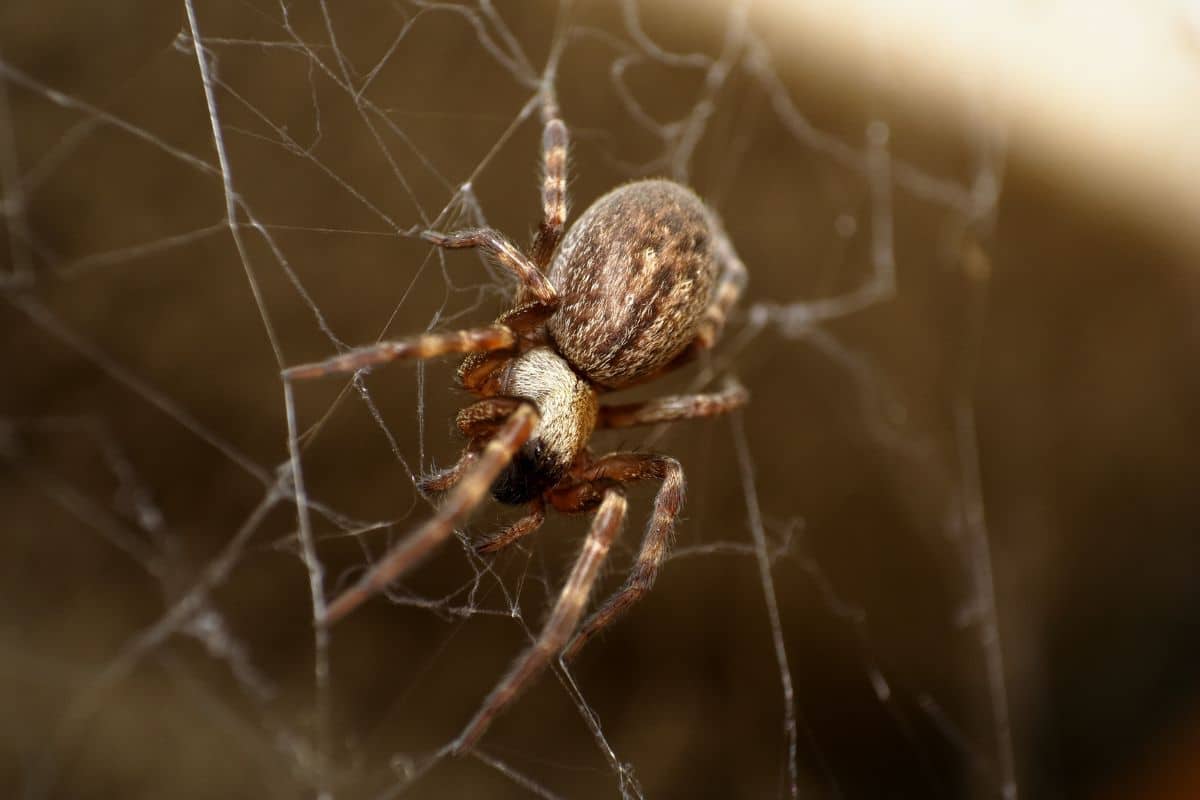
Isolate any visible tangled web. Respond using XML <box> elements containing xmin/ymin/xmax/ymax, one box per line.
<box><xmin>2</xmin><ymin>1</ymin><xmax>1016</xmax><ymax>797</ymax></box>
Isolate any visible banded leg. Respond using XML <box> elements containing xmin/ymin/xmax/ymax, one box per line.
<box><xmin>325</xmin><ymin>404</ymin><xmax>539</xmax><ymax>624</ymax></box>
<box><xmin>421</xmin><ymin>227</ymin><xmax>558</xmax><ymax>308</ymax></box>
<box><xmin>416</xmin><ymin>449</ymin><xmax>479</xmax><ymax>497</ymax></box>
<box><xmin>476</xmin><ymin>499</ymin><xmax>546</xmax><ymax>554</ymax></box>
<box><xmin>457</xmin><ymin>349</ymin><xmax>511</xmax><ymax>394</ymax></box>
<box><xmin>562</xmin><ymin>455</ymin><xmax>685</xmax><ymax>662</ymax></box>
<box><xmin>529</xmin><ymin>116</ymin><xmax>570</xmax><ymax>270</ymax></box>
<box><xmin>283</xmin><ymin>324</ymin><xmax>515</xmax><ymax>381</ymax></box>
<box><xmin>694</xmin><ymin>225</ymin><xmax>749</xmax><ymax>349</ymax></box>
<box><xmin>599</xmin><ymin>379</ymin><xmax>749</xmax><ymax>429</ymax></box>
<box><xmin>454</xmin><ymin>489</ymin><xmax>627</xmax><ymax>753</ymax></box>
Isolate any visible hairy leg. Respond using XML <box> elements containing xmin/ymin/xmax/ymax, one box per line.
<box><xmin>454</xmin><ymin>489</ymin><xmax>627</xmax><ymax>753</ymax></box>
<box><xmin>695</xmin><ymin>223</ymin><xmax>749</xmax><ymax>349</ymax></box>
<box><xmin>598</xmin><ymin>379</ymin><xmax>748</xmax><ymax>429</ymax></box>
<box><xmin>416</xmin><ymin>449</ymin><xmax>479</xmax><ymax>497</ymax></box>
<box><xmin>417</xmin><ymin>397</ymin><xmax>525</xmax><ymax>499</ymax></box>
<box><xmin>324</xmin><ymin>404</ymin><xmax>539</xmax><ymax>624</ymax></box>
<box><xmin>422</xmin><ymin>228</ymin><xmax>558</xmax><ymax>308</ymax></box>
<box><xmin>475</xmin><ymin>500</ymin><xmax>546</xmax><ymax>554</ymax></box>
<box><xmin>456</xmin><ymin>397</ymin><xmax>523</xmax><ymax>438</ymax></box>
<box><xmin>283</xmin><ymin>324</ymin><xmax>515</xmax><ymax>381</ymax></box>
<box><xmin>562</xmin><ymin>454</ymin><xmax>685</xmax><ymax>661</ymax></box>
<box><xmin>529</xmin><ymin>115</ymin><xmax>569</xmax><ymax>270</ymax></box>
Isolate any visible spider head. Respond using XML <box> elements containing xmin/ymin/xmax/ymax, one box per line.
<box><xmin>491</xmin><ymin>347</ymin><xmax>597</xmax><ymax>505</ymax></box>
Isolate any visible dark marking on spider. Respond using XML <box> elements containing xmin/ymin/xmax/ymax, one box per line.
<box><xmin>491</xmin><ymin>438</ymin><xmax>565</xmax><ymax>504</ymax></box>
<box><xmin>283</xmin><ymin>108</ymin><xmax>750</xmax><ymax>754</ymax></box>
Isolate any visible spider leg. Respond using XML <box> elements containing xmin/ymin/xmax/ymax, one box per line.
<box><xmin>416</xmin><ymin>449</ymin><xmax>479</xmax><ymax>497</ymax></box>
<box><xmin>561</xmin><ymin>454</ymin><xmax>685</xmax><ymax>662</ymax></box>
<box><xmin>418</xmin><ymin>398</ymin><xmax>524</xmax><ymax>497</ymax></box>
<box><xmin>475</xmin><ymin>499</ymin><xmax>546</xmax><ymax>554</ymax></box>
<box><xmin>325</xmin><ymin>404</ymin><xmax>539</xmax><ymax>624</ymax></box>
<box><xmin>598</xmin><ymin>378</ymin><xmax>749</xmax><ymax>429</ymax></box>
<box><xmin>496</xmin><ymin>299</ymin><xmax>559</xmax><ymax>334</ymax></box>
<box><xmin>694</xmin><ymin>222</ymin><xmax>749</xmax><ymax>350</ymax></box>
<box><xmin>454</xmin><ymin>489</ymin><xmax>627</xmax><ymax>753</ymax></box>
<box><xmin>282</xmin><ymin>324</ymin><xmax>515</xmax><ymax>381</ymax></box>
<box><xmin>421</xmin><ymin>227</ymin><xmax>558</xmax><ymax>308</ymax></box>
<box><xmin>529</xmin><ymin>114</ymin><xmax>569</xmax><ymax>270</ymax></box>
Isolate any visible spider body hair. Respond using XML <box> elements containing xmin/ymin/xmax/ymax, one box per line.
<box><xmin>491</xmin><ymin>347</ymin><xmax>597</xmax><ymax>504</ymax></box>
<box><xmin>486</xmin><ymin>180</ymin><xmax>720</xmax><ymax>504</ymax></box>
<box><xmin>547</xmin><ymin>179</ymin><xmax>719</xmax><ymax>389</ymax></box>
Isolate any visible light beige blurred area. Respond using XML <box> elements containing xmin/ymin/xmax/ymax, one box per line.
<box><xmin>740</xmin><ymin>0</ymin><xmax>1200</xmax><ymax>254</ymax></box>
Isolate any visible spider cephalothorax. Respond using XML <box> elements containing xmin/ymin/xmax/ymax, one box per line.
<box><xmin>284</xmin><ymin>110</ymin><xmax>748</xmax><ymax>753</ymax></box>
<box><xmin>490</xmin><ymin>346</ymin><xmax>597</xmax><ymax>504</ymax></box>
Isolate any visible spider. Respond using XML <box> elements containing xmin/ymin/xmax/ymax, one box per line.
<box><xmin>283</xmin><ymin>109</ymin><xmax>748</xmax><ymax>753</ymax></box>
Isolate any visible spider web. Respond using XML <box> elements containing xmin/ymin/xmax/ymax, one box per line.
<box><xmin>1</xmin><ymin>1</ymin><xmax>1031</xmax><ymax>797</ymax></box>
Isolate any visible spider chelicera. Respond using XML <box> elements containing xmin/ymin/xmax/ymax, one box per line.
<box><xmin>284</xmin><ymin>108</ymin><xmax>748</xmax><ymax>752</ymax></box>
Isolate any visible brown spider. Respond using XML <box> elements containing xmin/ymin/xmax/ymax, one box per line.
<box><xmin>283</xmin><ymin>110</ymin><xmax>748</xmax><ymax>753</ymax></box>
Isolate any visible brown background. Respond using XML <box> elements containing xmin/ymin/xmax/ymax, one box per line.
<box><xmin>3</xmin><ymin>2</ymin><xmax>1200</xmax><ymax>798</ymax></box>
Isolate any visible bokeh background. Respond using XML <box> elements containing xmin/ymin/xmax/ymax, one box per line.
<box><xmin>3</xmin><ymin>2</ymin><xmax>1200</xmax><ymax>798</ymax></box>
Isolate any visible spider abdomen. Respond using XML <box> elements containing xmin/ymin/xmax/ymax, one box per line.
<box><xmin>547</xmin><ymin>179</ymin><xmax>719</xmax><ymax>389</ymax></box>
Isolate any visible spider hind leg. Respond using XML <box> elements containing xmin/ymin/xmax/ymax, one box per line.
<box><xmin>454</xmin><ymin>488</ymin><xmax>626</xmax><ymax>754</ymax></box>
<box><xmin>562</xmin><ymin>454</ymin><xmax>685</xmax><ymax>661</ymax></box>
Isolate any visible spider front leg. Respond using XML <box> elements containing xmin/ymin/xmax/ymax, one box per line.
<box><xmin>325</xmin><ymin>404</ymin><xmax>539</xmax><ymax>624</ymax></box>
<box><xmin>421</xmin><ymin>227</ymin><xmax>558</xmax><ymax>310</ymax></box>
<box><xmin>454</xmin><ymin>488</ymin><xmax>627</xmax><ymax>754</ymax></box>
<box><xmin>282</xmin><ymin>324</ymin><xmax>516</xmax><ymax>381</ymax></box>
<box><xmin>561</xmin><ymin>454</ymin><xmax>685</xmax><ymax>662</ymax></box>
<box><xmin>529</xmin><ymin>114</ymin><xmax>569</xmax><ymax>270</ymax></box>
<box><xmin>418</xmin><ymin>397</ymin><xmax>525</xmax><ymax>497</ymax></box>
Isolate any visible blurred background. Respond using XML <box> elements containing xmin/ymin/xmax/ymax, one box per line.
<box><xmin>3</xmin><ymin>1</ymin><xmax>1200</xmax><ymax>798</ymax></box>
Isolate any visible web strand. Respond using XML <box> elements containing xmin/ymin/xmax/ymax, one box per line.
<box><xmin>2</xmin><ymin>2</ymin><xmax>1020</xmax><ymax>797</ymax></box>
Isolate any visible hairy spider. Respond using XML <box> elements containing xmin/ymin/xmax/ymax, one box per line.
<box><xmin>284</xmin><ymin>110</ymin><xmax>748</xmax><ymax>753</ymax></box>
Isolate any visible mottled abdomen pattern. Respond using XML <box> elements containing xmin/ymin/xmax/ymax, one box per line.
<box><xmin>547</xmin><ymin>179</ymin><xmax>718</xmax><ymax>389</ymax></box>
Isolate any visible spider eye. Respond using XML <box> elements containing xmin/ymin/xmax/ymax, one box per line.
<box><xmin>490</xmin><ymin>438</ymin><xmax>565</xmax><ymax>505</ymax></box>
